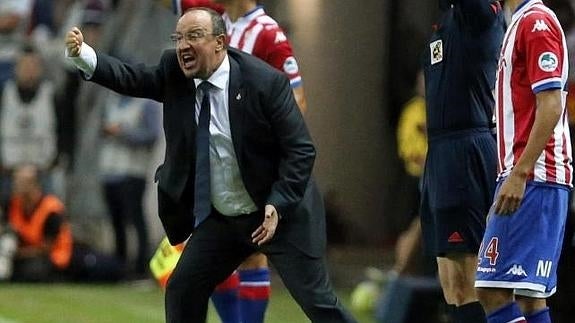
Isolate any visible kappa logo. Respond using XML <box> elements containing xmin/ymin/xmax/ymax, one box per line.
<box><xmin>532</xmin><ymin>19</ymin><xmax>550</xmax><ymax>32</ymax></box>
<box><xmin>538</xmin><ymin>52</ymin><xmax>558</xmax><ymax>72</ymax></box>
<box><xmin>274</xmin><ymin>31</ymin><xmax>287</xmax><ymax>44</ymax></box>
<box><xmin>430</xmin><ymin>39</ymin><xmax>443</xmax><ymax>65</ymax></box>
<box><xmin>506</xmin><ymin>264</ymin><xmax>528</xmax><ymax>277</ymax></box>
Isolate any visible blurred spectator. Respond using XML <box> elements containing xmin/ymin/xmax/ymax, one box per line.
<box><xmin>99</xmin><ymin>92</ymin><xmax>160</xmax><ymax>277</ymax></box>
<box><xmin>0</xmin><ymin>0</ymin><xmax>33</xmax><ymax>89</ymax></box>
<box><xmin>3</xmin><ymin>164</ymin><xmax>73</xmax><ymax>281</ymax></box>
<box><xmin>393</xmin><ymin>68</ymin><xmax>430</xmax><ymax>276</ymax></box>
<box><xmin>56</xmin><ymin>0</ymin><xmax>108</xmax><ymax>171</ymax></box>
<box><xmin>28</xmin><ymin>0</ymin><xmax>56</xmax><ymax>45</ymax></box>
<box><xmin>0</xmin><ymin>44</ymin><xmax>59</xmax><ymax>200</ymax></box>
<box><xmin>397</xmin><ymin>69</ymin><xmax>426</xmax><ymax>181</ymax></box>
<box><xmin>81</xmin><ymin>0</ymin><xmax>107</xmax><ymax>37</ymax></box>
<box><xmin>0</xmin><ymin>165</ymin><xmax>124</xmax><ymax>282</ymax></box>
<box><xmin>396</xmin><ymin>69</ymin><xmax>426</xmax><ymax>225</ymax></box>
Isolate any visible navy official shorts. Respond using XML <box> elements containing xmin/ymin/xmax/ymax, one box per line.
<box><xmin>420</xmin><ymin>128</ymin><xmax>497</xmax><ymax>257</ymax></box>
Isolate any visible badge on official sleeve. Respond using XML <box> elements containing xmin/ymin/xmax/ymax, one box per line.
<box><xmin>538</xmin><ymin>52</ymin><xmax>558</xmax><ymax>72</ymax></box>
<box><xmin>430</xmin><ymin>39</ymin><xmax>443</xmax><ymax>65</ymax></box>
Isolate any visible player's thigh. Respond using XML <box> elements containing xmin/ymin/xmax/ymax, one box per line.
<box><xmin>476</xmin><ymin>183</ymin><xmax>569</xmax><ymax>297</ymax></box>
<box><xmin>437</xmin><ymin>253</ymin><xmax>478</xmax><ymax>286</ymax></box>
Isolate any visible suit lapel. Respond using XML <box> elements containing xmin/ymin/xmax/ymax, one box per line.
<box><xmin>228</xmin><ymin>55</ymin><xmax>246</xmax><ymax>167</ymax></box>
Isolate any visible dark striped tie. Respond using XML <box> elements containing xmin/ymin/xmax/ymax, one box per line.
<box><xmin>193</xmin><ymin>82</ymin><xmax>212</xmax><ymax>227</ymax></box>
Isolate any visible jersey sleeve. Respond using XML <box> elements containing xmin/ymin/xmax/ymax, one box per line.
<box><xmin>519</xmin><ymin>12</ymin><xmax>565</xmax><ymax>93</ymax></box>
<box><xmin>252</xmin><ymin>26</ymin><xmax>303</xmax><ymax>88</ymax></box>
<box><xmin>458</xmin><ymin>0</ymin><xmax>502</xmax><ymax>32</ymax></box>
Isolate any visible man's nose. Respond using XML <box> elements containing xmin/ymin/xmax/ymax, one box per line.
<box><xmin>177</xmin><ymin>41</ymin><xmax>191</xmax><ymax>50</ymax></box>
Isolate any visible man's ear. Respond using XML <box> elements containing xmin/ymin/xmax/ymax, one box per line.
<box><xmin>215</xmin><ymin>34</ymin><xmax>226</xmax><ymax>52</ymax></box>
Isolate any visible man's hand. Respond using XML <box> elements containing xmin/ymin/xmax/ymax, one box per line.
<box><xmin>251</xmin><ymin>205</ymin><xmax>279</xmax><ymax>246</ymax></box>
<box><xmin>493</xmin><ymin>171</ymin><xmax>527</xmax><ymax>215</ymax></box>
<box><xmin>65</xmin><ymin>27</ymin><xmax>84</xmax><ymax>57</ymax></box>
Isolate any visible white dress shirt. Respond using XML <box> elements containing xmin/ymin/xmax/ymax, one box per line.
<box><xmin>67</xmin><ymin>43</ymin><xmax>258</xmax><ymax>216</ymax></box>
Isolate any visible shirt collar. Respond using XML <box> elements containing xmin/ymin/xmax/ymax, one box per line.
<box><xmin>512</xmin><ymin>0</ymin><xmax>542</xmax><ymax>21</ymax></box>
<box><xmin>194</xmin><ymin>54</ymin><xmax>230</xmax><ymax>91</ymax></box>
<box><xmin>242</xmin><ymin>5</ymin><xmax>264</xmax><ymax>20</ymax></box>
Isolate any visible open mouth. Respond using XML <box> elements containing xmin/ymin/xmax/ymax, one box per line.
<box><xmin>181</xmin><ymin>53</ymin><xmax>196</xmax><ymax>69</ymax></box>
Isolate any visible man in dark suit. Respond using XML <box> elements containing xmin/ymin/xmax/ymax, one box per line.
<box><xmin>65</xmin><ymin>7</ymin><xmax>356</xmax><ymax>323</ymax></box>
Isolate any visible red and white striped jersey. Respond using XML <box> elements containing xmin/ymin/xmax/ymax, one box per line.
<box><xmin>495</xmin><ymin>0</ymin><xmax>572</xmax><ymax>186</ymax></box>
<box><xmin>222</xmin><ymin>7</ymin><xmax>302</xmax><ymax>88</ymax></box>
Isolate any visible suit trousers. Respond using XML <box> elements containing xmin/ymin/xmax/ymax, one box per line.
<box><xmin>165</xmin><ymin>210</ymin><xmax>356</xmax><ymax>323</ymax></box>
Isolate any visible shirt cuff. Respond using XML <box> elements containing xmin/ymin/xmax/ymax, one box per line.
<box><xmin>65</xmin><ymin>42</ymin><xmax>97</xmax><ymax>79</ymax></box>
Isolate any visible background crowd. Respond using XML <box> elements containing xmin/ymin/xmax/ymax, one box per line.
<box><xmin>1</xmin><ymin>1</ymin><xmax>575</xmax><ymax>323</ymax></box>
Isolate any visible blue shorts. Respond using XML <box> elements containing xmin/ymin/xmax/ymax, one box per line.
<box><xmin>475</xmin><ymin>181</ymin><xmax>569</xmax><ymax>298</ymax></box>
<box><xmin>421</xmin><ymin>129</ymin><xmax>497</xmax><ymax>256</ymax></box>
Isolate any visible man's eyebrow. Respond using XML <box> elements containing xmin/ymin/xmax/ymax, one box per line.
<box><xmin>176</xmin><ymin>27</ymin><xmax>207</xmax><ymax>33</ymax></box>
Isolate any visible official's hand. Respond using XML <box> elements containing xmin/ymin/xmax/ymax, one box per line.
<box><xmin>493</xmin><ymin>172</ymin><xmax>526</xmax><ymax>215</ymax></box>
<box><xmin>251</xmin><ymin>205</ymin><xmax>279</xmax><ymax>246</ymax></box>
<box><xmin>65</xmin><ymin>27</ymin><xmax>84</xmax><ymax>57</ymax></box>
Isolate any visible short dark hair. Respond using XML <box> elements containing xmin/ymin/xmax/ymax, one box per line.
<box><xmin>209</xmin><ymin>9</ymin><xmax>226</xmax><ymax>37</ymax></box>
<box><xmin>185</xmin><ymin>7</ymin><xmax>227</xmax><ymax>37</ymax></box>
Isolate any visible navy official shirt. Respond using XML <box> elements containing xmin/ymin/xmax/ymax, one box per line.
<box><xmin>423</xmin><ymin>0</ymin><xmax>506</xmax><ymax>138</ymax></box>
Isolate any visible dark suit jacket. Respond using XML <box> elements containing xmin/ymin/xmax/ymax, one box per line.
<box><xmin>88</xmin><ymin>48</ymin><xmax>326</xmax><ymax>257</ymax></box>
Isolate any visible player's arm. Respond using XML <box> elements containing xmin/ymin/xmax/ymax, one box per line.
<box><xmin>513</xmin><ymin>89</ymin><xmax>563</xmax><ymax>181</ymax></box>
<box><xmin>494</xmin><ymin>89</ymin><xmax>563</xmax><ymax>214</ymax></box>
<box><xmin>494</xmin><ymin>13</ymin><xmax>565</xmax><ymax>215</ymax></box>
<box><xmin>291</xmin><ymin>85</ymin><xmax>307</xmax><ymax>115</ymax></box>
<box><xmin>255</xmin><ymin>27</ymin><xmax>307</xmax><ymax>114</ymax></box>
<box><xmin>65</xmin><ymin>27</ymin><xmax>165</xmax><ymax>102</ymax></box>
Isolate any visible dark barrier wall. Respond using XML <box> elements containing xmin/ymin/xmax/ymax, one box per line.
<box><xmin>268</xmin><ymin>0</ymin><xmax>391</xmax><ymax>244</ymax></box>
<box><xmin>264</xmin><ymin>0</ymin><xmax>437</xmax><ymax>244</ymax></box>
